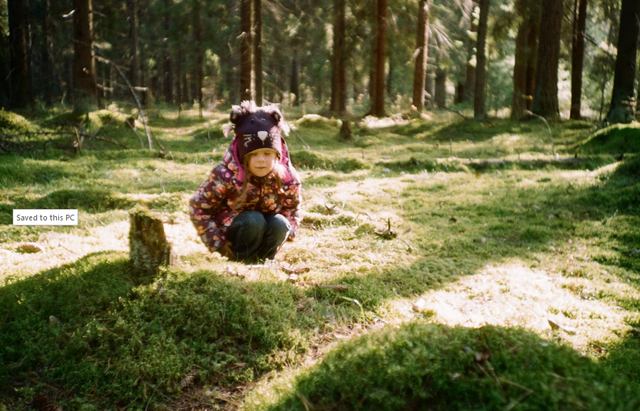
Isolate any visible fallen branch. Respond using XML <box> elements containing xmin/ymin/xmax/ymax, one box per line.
<box><xmin>94</xmin><ymin>53</ymin><xmax>154</xmax><ymax>150</ymax></box>
<box><xmin>291</xmin><ymin>127</ymin><xmax>311</xmax><ymax>150</ymax></box>
<box><xmin>525</xmin><ymin>110</ymin><xmax>555</xmax><ymax>156</ymax></box>
<box><xmin>442</xmin><ymin>107</ymin><xmax>471</xmax><ymax>120</ymax></box>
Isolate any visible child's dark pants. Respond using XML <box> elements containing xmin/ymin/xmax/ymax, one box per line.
<box><xmin>227</xmin><ymin>211</ymin><xmax>291</xmax><ymax>263</ymax></box>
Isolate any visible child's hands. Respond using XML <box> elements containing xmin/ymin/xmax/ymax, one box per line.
<box><xmin>218</xmin><ymin>243</ymin><xmax>236</xmax><ymax>260</ymax></box>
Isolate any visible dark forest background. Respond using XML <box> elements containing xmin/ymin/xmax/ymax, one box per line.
<box><xmin>1</xmin><ymin>0</ymin><xmax>639</xmax><ymax>123</ymax></box>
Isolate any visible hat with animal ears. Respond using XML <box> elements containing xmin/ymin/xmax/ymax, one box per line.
<box><xmin>223</xmin><ymin>101</ymin><xmax>291</xmax><ymax>162</ymax></box>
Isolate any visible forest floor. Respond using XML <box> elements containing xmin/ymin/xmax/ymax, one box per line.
<box><xmin>1</xmin><ymin>106</ymin><xmax>640</xmax><ymax>410</ymax></box>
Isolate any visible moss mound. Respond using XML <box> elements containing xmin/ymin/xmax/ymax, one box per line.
<box><xmin>579</xmin><ymin>123</ymin><xmax>640</xmax><ymax>154</ymax></box>
<box><xmin>247</xmin><ymin>323</ymin><xmax>640</xmax><ymax>411</ymax></box>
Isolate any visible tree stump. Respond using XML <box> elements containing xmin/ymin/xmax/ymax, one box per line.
<box><xmin>338</xmin><ymin>120</ymin><xmax>352</xmax><ymax>140</ymax></box>
<box><xmin>129</xmin><ymin>206</ymin><xmax>174</xmax><ymax>274</ymax></box>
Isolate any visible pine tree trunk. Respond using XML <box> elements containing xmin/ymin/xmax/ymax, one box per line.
<box><xmin>240</xmin><ymin>0</ymin><xmax>253</xmax><ymax>101</ymax></box>
<box><xmin>512</xmin><ymin>20</ymin><xmax>527</xmax><ymax>119</ymax></box>
<box><xmin>41</xmin><ymin>0</ymin><xmax>54</xmax><ymax>106</ymax></box>
<box><xmin>570</xmin><ymin>0</ymin><xmax>588</xmax><ymax>119</ymax></box>
<box><xmin>463</xmin><ymin>0</ymin><xmax>477</xmax><ymax>103</ymax></box>
<box><xmin>253</xmin><ymin>0</ymin><xmax>263</xmax><ymax>105</ymax></box>
<box><xmin>331</xmin><ymin>0</ymin><xmax>347</xmax><ymax>116</ymax></box>
<box><xmin>73</xmin><ymin>0</ymin><xmax>100</xmax><ymax>113</ymax></box>
<box><xmin>455</xmin><ymin>83</ymin><xmax>464</xmax><ymax>104</ymax></box>
<box><xmin>435</xmin><ymin>66</ymin><xmax>447</xmax><ymax>108</ymax></box>
<box><xmin>290</xmin><ymin>51</ymin><xmax>299</xmax><ymax>106</ymax></box>
<box><xmin>127</xmin><ymin>0</ymin><xmax>139</xmax><ymax>88</ymax></box>
<box><xmin>372</xmin><ymin>0</ymin><xmax>387</xmax><ymax>117</ymax></box>
<box><xmin>605</xmin><ymin>0</ymin><xmax>640</xmax><ymax>124</ymax></box>
<box><xmin>8</xmin><ymin>0</ymin><xmax>30</xmax><ymax>108</ymax></box>
<box><xmin>532</xmin><ymin>0</ymin><xmax>563</xmax><ymax>118</ymax></box>
<box><xmin>193</xmin><ymin>0</ymin><xmax>204</xmax><ymax>116</ymax></box>
<box><xmin>163</xmin><ymin>0</ymin><xmax>174</xmax><ymax>103</ymax></box>
<box><xmin>473</xmin><ymin>0</ymin><xmax>489</xmax><ymax>120</ymax></box>
<box><xmin>511</xmin><ymin>0</ymin><xmax>530</xmax><ymax>119</ymax></box>
<box><xmin>412</xmin><ymin>0</ymin><xmax>430</xmax><ymax>111</ymax></box>
<box><xmin>525</xmin><ymin>18</ymin><xmax>539</xmax><ymax>111</ymax></box>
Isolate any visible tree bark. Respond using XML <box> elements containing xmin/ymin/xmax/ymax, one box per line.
<box><xmin>532</xmin><ymin>0</ymin><xmax>563</xmax><ymax>118</ymax></box>
<box><xmin>290</xmin><ymin>51</ymin><xmax>299</xmax><ymax>106</ymax></box>
<box><xmin>253</xmin><ymin>0</ymin><xmax>263</xmax><ymax>105</ymax></box>
<box><xmin>8</xmin><ymin>0</ymin><xmax>30</xmax><ymax>109</ymax></box>
<box><xmin>473</xmin><ymin>0</ymin><xmax>489</xmax><ymax>120</ymax></box>
<box><xmin>37</xmin><ymin>0</ymin><xmax>53</xmax><ymax>106</ymax></box>
<box><xmin>240</xmin><ymin>0</ymin><xmax>253</xmax><ymax>101</ymax></box>
<box><xmin>193</xmin><ymin>0</ymin><xmax>204</xmax><ymax>116</ymax></box>
<box><xmin>163</xmin><ymin>0</ymin><xmax>174</xmax><ymax>103</ymax></box>
<box><xmin>127</xmin><ymin>0</ymin><xmax>139</xmax><ymax>88</ymax></box>
<box><xmin>463</xmin><ymin>0</ymin><xmax>477</xmax><ymax>103</ymax></box>
<box><xmin>512</xmin><ymin>19</ymin><xmax>527</xmax><ymax>119</ymax></box>
<box><xmin>371</xmin><ymin>0</ymin><xmax>387</xmax><ymax>117</ymax></box>
<box><xmin>511</xmin><ymin>0</ymin><xmax>539</xmax><ymax>118</ymax></box>
<box><xmin>605</xmin><ymin>0</ymin><xmax>640</xmax><ymax>124</ymax></box>
<box><xmin>331</xmin><ymin>0</ymin><xmax>347</xmax><ymax>116</ymax></box>
<box><xmin>73</xmin><ymin>0</ymin><xmax>100</xmax><ymax>113</ymax></box>
<box><xmin>524</xmin><ymin>17</ymin><xmax>539</xmax><ymax>111</ymax></box>
<box><xmin>435</xmin><ymin>67</ymin><xmax>447</xmax><ymax>108</ymax></box>
<box><xmin>570</xmin><ymin>0</ymin><xmax>588</xmax><ymax>119</ymax></box>
<box><xmin>412</xmin><ymin>0</ymin><xmax>430</xmax><ymax>111</ymax></box>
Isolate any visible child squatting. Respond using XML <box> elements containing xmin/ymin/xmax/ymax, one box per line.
<box><xmin>189</xmin><ymin>101</ymin><xmax>302</xmax><ymax>263</ymax></box>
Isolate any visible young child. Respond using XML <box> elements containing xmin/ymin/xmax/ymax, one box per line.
<box><xmin>189</xmin><ymin>101</ymin><xmax>301</xmax><ymax>263</ymax></box>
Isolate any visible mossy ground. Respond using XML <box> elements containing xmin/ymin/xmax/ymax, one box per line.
<box><xmin>1</xmin><ymin>105</ymin><xmax>639</xmax><ymax>410</ymax></box>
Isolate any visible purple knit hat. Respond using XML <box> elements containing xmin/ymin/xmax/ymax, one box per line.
<box><xmin>225</xmin><ymin>101</ymin><xmax>289</xmax><ymax>161</ymax></box>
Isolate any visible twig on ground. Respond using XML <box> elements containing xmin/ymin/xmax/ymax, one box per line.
<box><xmin>291</xmin><ymin>127</ymin><xmax>311</xmax><ymax>150</ymax></box>
<box><xmin>525</xmin><ymin>110</ymin><xmax>555</xmax><ymax>156</ymax></box>
<box><xmin>94</xmin><ymin>53</ymin><xmax>154</xmax><ymax>150</ymax></box>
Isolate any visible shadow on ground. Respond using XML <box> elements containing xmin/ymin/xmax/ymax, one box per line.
<box><xmin>246</xmin><ymin>323</ymin><xmax>640</xmax><ymax>411</ymax></box>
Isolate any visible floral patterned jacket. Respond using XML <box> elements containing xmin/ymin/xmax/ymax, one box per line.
<box><xmin>189</xmin><ymin>136</ymin><xmax>301</xmax><ymax>252</ymax></box>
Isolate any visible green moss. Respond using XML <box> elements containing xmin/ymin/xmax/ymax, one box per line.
<box><xmin>247</xmin><ymin>323</ymin><xmax>640</xmax><ymax>411</ymax></box>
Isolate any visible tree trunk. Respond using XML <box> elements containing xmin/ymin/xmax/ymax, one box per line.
<box><xmin>253</xmin><ymin>0</ymin><xmax>263</xmax><ymax>105</ymax></box>
<box><xmin>473</xmin><ymin>0</ymin><xmax>489</xmax><ymax>120</ymax></box>
<box><xmin>606</xmin><ymin>0</ymin><xmax>640</xmax><ymax>124</ymax></box>
<box><xmin>8</xmin><ymin>0</ymin><xmax>30</xmax><ymax>109</ymax></box>
<box><xmin>435</xmin><ymin>67</ymin><xmax>447</xmax><ymax>108</ymax></box>
<box><xmin>193</xmin><ymin>0</ymin><xmax>203</xmax><ymax>116</ymax></box>
<box><xmin>511</xmin><ymin>0</ymin><xmax>540</xmax><ymax>118</ymax></box>
<box><xmin>331</xmin><ymin>0</ymin><xmax>347</xmax><ymax>116</ymax></box>
<box><xmin>412</xmin><ymin>0</ymin><xmax>430</xmax><ymax>111</ymax></box>
<box><xmin>163</xmin><ymin>0</ymin><xmax>174</xmax><ymax>103</ymax></box>
<box><xmin>41</xmin><ymin>0</ymin><xmax>54</xmax><ymax>106</ymax></box>
<box><xmin>240</xmin><ymin>0</ymin><xmax>252</xmax><ymax>101</ymax></box>
<box><xmin>570</xmin><ymin>0</ymin><xmax>588</xmax><ymax>119</ymax></box>
<box><xmin>176</xmin><ymin>49</ymin><xmax>183</xmax><ymax>112</ymax></box>
<box><xmin>532</xmin><ymin>0</ymin><xmax>563</xmax><ymax>118</ymax></box>
<box><xmin>127</xmin><ymin>0</ymin><xmax>139</xmax><ymax>88</ymax></box>
<box><xmin>463</xmin><ymin>0</ymin><xmax>477</xmax><ymax>103</ymax></box>
<box><xmin>73</xmin><ymin>0</ymin><xmax>100</xmax><ymax>113</ymax></box>
<box><xmin>371</xmin><ymin>0</ymin><xmax>387</xmax><ymax>117</ymax></box>
<box><xmin>512</xmin><ymin>19</ymin><xmax>527</xmax><ymax>119</ymax></box>
<box><xmin>455</xmin><ymin>83</ymin><xmax>464</xmax><ymax>104</ymax></box>
<box><xmin>525</xmin><ymin>17</ymin><xmax>539</xmax><ymax>111</ymax></box>
<box><xmin>290</xmin><ymin>51</ymin><xmax>299</xmax><ymax>106</ymax></box>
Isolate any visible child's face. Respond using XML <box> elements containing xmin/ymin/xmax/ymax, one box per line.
<box><xmin>247</xmin><ymin>149</ymin><xmax>278</xmax><ymax>177</ymax></box>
